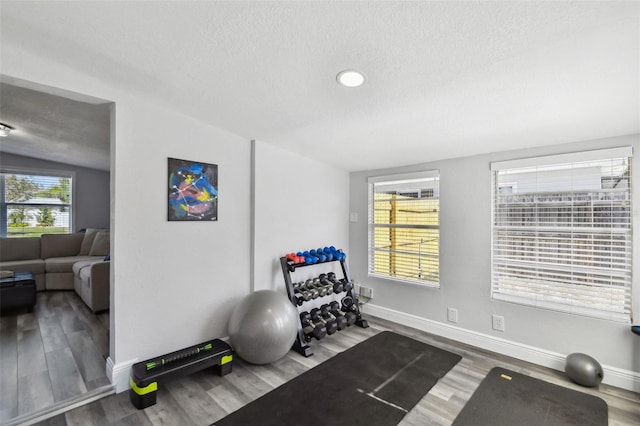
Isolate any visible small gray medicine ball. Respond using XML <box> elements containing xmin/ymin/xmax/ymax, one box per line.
<box><xmin>565</xmin><ymin>353</ymin><xmax>603</xmax><ymax>387</ymax></box>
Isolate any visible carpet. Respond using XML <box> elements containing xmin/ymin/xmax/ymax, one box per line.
<box><xmin>452</xmin><ymin>367</ymin><xmax>608</xmax><ymax>426</ymax></box>
<box><xmin>214</xmin><ymin>331</ymin><xmax>461</xmax><ymax>426</ymax></box>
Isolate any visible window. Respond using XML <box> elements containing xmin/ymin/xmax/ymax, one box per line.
<box><xmin>491</xmin><ymin>147</ymin><xmax>633</xmax><ymax>322</ymax></box>
<box><xmin>0</xmin><ymin>169</ymin><xmax>74</xmax><ymax>238</ymax></box>
<box><xmin>368</xmin><ymin>170</ymin><xmax>440</xmax><ymax>286</ymax></box>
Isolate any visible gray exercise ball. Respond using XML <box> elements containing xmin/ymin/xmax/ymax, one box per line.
<box><xmin>565</xmin><ymin>352</ymin><xmax>603</xmax><ymax>387</ymax></box>
<box><xmin>228</xmin><ymin>290</ymin><xmax>298</xmax><ymax>365</ymax></box>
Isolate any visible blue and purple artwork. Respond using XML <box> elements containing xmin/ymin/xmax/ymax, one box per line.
<box><xmin>168</xmin><ymin>158</ymin><xmax>218</xmax><ymax>221</ymax></box>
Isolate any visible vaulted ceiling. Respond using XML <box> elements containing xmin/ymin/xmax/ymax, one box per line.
<box><xmin>1</xmin><ymin>1</ymin><xmax>638</xmax><ymax>172</ymax></box>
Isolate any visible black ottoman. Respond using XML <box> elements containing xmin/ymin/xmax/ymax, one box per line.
<box><xmin>1</xmin><ymin>271</ymin><xmax>36</xmax><ymax>313</ymax></box>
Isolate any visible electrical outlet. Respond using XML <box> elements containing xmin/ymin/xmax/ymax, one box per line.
<box><xmin>359</xmin><ymin>286</ymin><xmax>373</xmax><ymax>299</ymax></box>
<box><xmin>364</xmin><ymin>287</ymin><xmax>373</xmax><ymax>299</ymax></box>
<box><xmin>447</xmin><ymin>307</ymin><xmax>458</xmax><ymax>323</ymax></box>
<box><xmin>354</xmin><ymin>283</ymin><xmax>361</xmax><ymax>296</ymax></box>
<box><xmin>492</xmin><ymin>314</ymin><xmax>505</xmax><ymax>332</ymax></box>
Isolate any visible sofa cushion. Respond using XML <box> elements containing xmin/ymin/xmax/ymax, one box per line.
<box><xmin>89</xmin><ymin>231</ymin><xmax>110</xmax><ymax>256</ymax></box>
<box><xmin>72</xmin><ymin>258</ymin><xmax>105</xmax><ymax>275</ymax></box>
<box><xmin>46</xmin><ymin>272</ymin><xmax>74</xmax><ymax>290</ymax></box>
<box><xmin>79</xmin><ymin>228</ymin><xmax>109</xmax><ymax>255</ymax></box>
<box><xmin>46</xmin><ymin>256</ymin><xmax>102</xmax><ymax>273</ymax></box>
<box><xmin>0</xmin><ymin>259</ymin><xmax>45</xmax><ymax>274</ymax></box>
<box><xmin>41</xmin><ymin>233</ymin><xmax>84</xmax><ymax>259</ymax></box>
<box><xmin>0</xmin><ymin>237</ymin><xmax>41</xmax><ymax>262</ymax></box>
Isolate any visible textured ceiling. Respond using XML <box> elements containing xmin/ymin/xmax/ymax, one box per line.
<box><xmin>0</xmin><ymin>80</ymin><xmax>111</xmax><ymax>171</ymax></box>
<box><xmin>0</xmin><ymin>1</ymin><xmax>638</xmax><ymax>172</ymax></box>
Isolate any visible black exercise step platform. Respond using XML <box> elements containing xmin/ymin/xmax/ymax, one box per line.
<box><xmin>130</xmin><ymin>338</ymin><xmax>233</xmax><ymax>409</ymax></box>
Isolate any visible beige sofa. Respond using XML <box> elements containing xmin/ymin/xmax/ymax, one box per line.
<box><xmin>72</xmin><ymin>257</ymin><xmax>110</xmax><ymax>312</ymax></box>
<box><xmin>0</xmin><ymin>229</ymin><xmax>110</xmax><ymax>312</ymax></box>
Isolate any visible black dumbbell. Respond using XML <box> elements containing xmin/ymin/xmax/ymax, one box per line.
<box><xmin>307</xmin><ymin>278</ymin><xmax>329</xmax><ymax>297</ymax></box>
<box><xmin>330</xmin><ymin>300</ymin><xmax>356</xmax><ymax>326</ymax></box>
<box><xmin>319</xmin><ymin>273</ymin><xmax>343</xmax><ymax>293</ymax></box>
<box><xmin>310</xmin><ymin>307</ymin><xmax>338</xmax><ymax>335</ymax></box>
<box><xmin>329</xmin><ymin>272</ymin><xmax>352</xmax><ymax>293</ymax></box>
<box><xmin>321</xmin><ymin>304</ymin><xmax>348</xmax><ymax>330</ymax></box>
<box><xmin>305</xmin><ymin>278</ymin><xmax>327</xmax><ymax>297</ymax></box>
<box><xmin>299</xmin><ymin>311</ymin><xmax>327</xmax><ymax>341</ymax></box>
<box><xmin>341</xmin><ymin>280</ymin><xmax>354</xmax><ymax>293</ymax></box>
<box><xmin>291</xmin><ymin>282</ymin><xmax>303</xmax><ymax>305</ymax></box>
<box><xmin>302</xmin><ymin>279</ymin><xmax>320</xmax><ymax>299</ymax></box>
<box><xmin>327</xmin><ymin>272</ymin><xmax>353</xmax><ymax>293</ymax></box>
<box><xmin>313</xmin><ymin>277</ymin><xmax>334</xmax><ymax>296</ymax></box>
<box><xmin>293</xmin><ymin>282</ymin><xmax>311</xmax><ymax>305</ymax></box>
<box><xmin>321</xmin><ymin>277</ymin><xmax>335</xmax><ymax>295</ymax></box>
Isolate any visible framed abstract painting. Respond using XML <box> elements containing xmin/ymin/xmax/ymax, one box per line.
<box><xmin>168</xmin><ymin>158</ymin><xmax>218</xmax><ymax>221</ymax></box>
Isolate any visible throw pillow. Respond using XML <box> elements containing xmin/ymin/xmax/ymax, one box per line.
<box><xmin>80</xmin><ymin>228</ymin><xmax>108</xmax><ymax>255</ymax></box>
<box><xmin>89</xmin><ymin>231</ymin><xmax>110</xmax><ymax>256</ymax></box>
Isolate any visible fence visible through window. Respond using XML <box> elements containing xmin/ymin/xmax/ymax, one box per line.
<box><xmin>368</xmin><ymin>171</ymin><xmax>440</xmax><ymax>287</ymax></box>
<box><xmin>491</xmin><ymin>147</ymin><xmax>633</xmax><ymax>322</ymax></box>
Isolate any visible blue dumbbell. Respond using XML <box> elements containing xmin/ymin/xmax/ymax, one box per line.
<box><xmin>321</xmin><ymin>247</ymin><xmax>334</xmax><ymax>261</ymax></box>
<box><xmin>304</xmin><ymin>250</ymin><xmax>318</xmax><ymax>264</ymax></box>
<box><xmin>311</xmin><ymin>249</ymin><xmax>327</xmax><ymax>262</ymax></box>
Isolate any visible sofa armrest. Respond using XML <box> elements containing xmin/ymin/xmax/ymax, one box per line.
<box><xmin>89</xmin><ymin>261</ymin><xmax>110</xmax><ymax>312</ymax></box>
<box><xmin>90</xmin><ymin>260</ymin><xmax>110</xmax><ymax>278</ymax></box>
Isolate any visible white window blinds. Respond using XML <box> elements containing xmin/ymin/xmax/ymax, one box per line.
<box><xmin>368</xmin><ymin>170</ymin><xmax>440</xmax><ymax>286</ymax></box>
<box><xmin>491</xmin><ymin>147</ymin><xmax>633</xmax><ymax>322</ymax></box>
<box><xmin>1</xmin><ymin>171</ymin><xmax>73</xmax><ymax>238</ymax></box>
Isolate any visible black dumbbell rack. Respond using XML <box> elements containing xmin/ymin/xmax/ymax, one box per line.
<box><xmin>280</xmin><ymin>254</ymin><xmax>368</xmax><ymax>357</ymax></box>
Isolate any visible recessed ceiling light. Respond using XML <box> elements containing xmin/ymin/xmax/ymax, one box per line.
<box><xmin>0</xmin><ymin>122</ymin><xmax>14</xmax><ymax>137</ymax></box>
<box><xmin>336</xmin><ymin>70</ymin><xmax>366</xmax><ymax>88</ymax></box>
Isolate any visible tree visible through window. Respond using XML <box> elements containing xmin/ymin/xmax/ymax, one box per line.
<box><xmin>1</xmin><ymin>171</ymin><xmax>73</xmax><ymax>238</ymax></box>
<box><xmin>491</xmin><ymin>147</ymin><xmax>633</xmax><ymax>322</ymax></box>
<box><xmin>368</xmin><ymin>171</ymin><xmax>440</xmax><ymax>286</ymax></box>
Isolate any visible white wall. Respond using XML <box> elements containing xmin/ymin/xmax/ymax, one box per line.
<box><xmin>252</xmin><ymin>140</ymin><xmax>350</xmax><ymax>292</ymax></box>
<box><xmin>2</xmin><ymin>43</ymin><xmax>351</xmax><ymax>392</ymax></box>
<box><xmin>0</xmin><ymin>153</ymin><xmax>110</xmax><ymax>231</ymax></box>
<box><xmin>112</xmin><ymin>100</ymin><xmax>251</xmax><ymax>364</ymax></box>
<box><xmin>350</xmin><ymin>134</ymin><xmax>640</xmax><ymax>390</ymax></box>
<box><xmin>1</xmin><ymin>42</ymin><xmax>252</xmax><ymax>387</ymax></box>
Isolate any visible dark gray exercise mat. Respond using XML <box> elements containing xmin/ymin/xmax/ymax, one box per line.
<box><xmin>453</xmin><ymin>367</ymin><xmax>608</xmax><ymax>426</ymax></box>
<box><xmin>214</xmin><ymin>331</ymin><xmax>461</xmax><ymax>426</ymax></box>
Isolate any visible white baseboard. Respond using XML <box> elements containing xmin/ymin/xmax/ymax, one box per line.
<box><xmin>106</xmin><ymin>356</ymin><xmax>138</xmax><ymax>393</ymax></box>
<box><xmin>364</xmin><ymin>303</ymin><xmax>640</xmax><ymax>393</ymax></box>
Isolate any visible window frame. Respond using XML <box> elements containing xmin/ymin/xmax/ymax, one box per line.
<box><xmin>490</xmin><ymin>146</ymin><xmax>633</xmax><ymax>322</ymax></box>
<box><xmin>367</xmin><ymin>170</ymin><xmax>441</xmax><ymax>288</ymax></box>
<box><xmin>1</xmin><ymin>167</ymin><xmax>76</xmax><ymax>238</ymax></box>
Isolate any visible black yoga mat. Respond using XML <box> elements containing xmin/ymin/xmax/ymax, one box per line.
<box><xmin>453</xmin><ymin>367</ymin><xmax>608</xmax><ymax>426</ymax></box>
<box><xmin>214</xmin><ymin>331</ymin><xmax>461</xmax><ymax>426</ymax></box>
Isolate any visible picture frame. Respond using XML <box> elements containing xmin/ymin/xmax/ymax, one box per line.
<box><xmin>168</xmin><ymin>158</ymin><xmax>218</xmax><ymax>221</ymax></box>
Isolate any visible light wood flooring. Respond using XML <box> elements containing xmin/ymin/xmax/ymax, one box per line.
<box><xmin>24</xmin><ymin>314</ymin><xmax>640</xmax><ymax>426</ymax></box>
<box><xmin>0</xmin><ymin>291</ymin><xmax>110</xmax><ymax>424</ymax></box>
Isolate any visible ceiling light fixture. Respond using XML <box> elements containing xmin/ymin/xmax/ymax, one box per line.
<box><xmin>0</xmin><ymin>122</ymin><xmax>15</xmax><ymax>138</ymax></box>
<box><xmin>336</xmin><ymin>70</ymin><xmax>366</xmax><ymax>88</ymax></box>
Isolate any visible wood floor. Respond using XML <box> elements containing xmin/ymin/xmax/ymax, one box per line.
<box><xmin>24</xmin><ymin>314</ymin><xmax>640</xmax><ymax>426</ymax></box>
<box><xmin>0</xmin><ymin>291</ymin><xmax>110</xmax><ymax>423</ymax></box>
